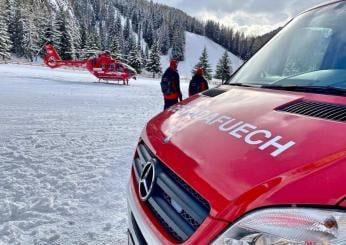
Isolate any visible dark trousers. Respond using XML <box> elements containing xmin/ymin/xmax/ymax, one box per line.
<box><xmin>164</xmin><ymin>99</ymin><xmax>179</xmax><ymax>110</ymax></box>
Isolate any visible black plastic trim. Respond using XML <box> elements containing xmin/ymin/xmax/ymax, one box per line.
<box><xmin>156</xmin><ymin>172</ymin><xmax>208</xmax><ymax>223</ymax></box>
<box><xmin>202</xmin><ymin>88</ymin><xmax>227</xmax><ymax>97</ymax></box>
<box><xmin>277</xmin><ymin>100</ymin><xmax>346</xmax><ymax>122</ymax></box>
<box><xmin>129</xmin><ymin>213</ymin><xmax>148</xmax><ymax>245</ymax></box>
<box><xmin>148</xmin><ymin>196</ymin><xmax>193</xmax><ymax>241</ymax></box>
<box><xmin>137</xmin><ymin>144</ymin><xmax>152</xmax><ymax>164</ymax></box>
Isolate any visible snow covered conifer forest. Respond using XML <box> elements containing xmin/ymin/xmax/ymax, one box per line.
<box><xmin>0</xmin><ymin>0</ymin><xmax>278</xmax><ymax>72</ymax></box>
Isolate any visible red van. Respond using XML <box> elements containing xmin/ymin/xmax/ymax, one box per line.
<box><xmin>128</xmin><ymin>1</ymin><xmax>346</xmax><ymax>244</ymax></box>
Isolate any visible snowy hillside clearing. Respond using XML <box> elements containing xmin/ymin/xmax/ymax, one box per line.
<box><xmin>0</xmin><ymin>64</ymin><xmax>189</xmax><ymax>244</ymax></box>
<box><xmin>161</xmin><ymin>32</ymin><xmax>243</xmax><ymax>79</ymax></box>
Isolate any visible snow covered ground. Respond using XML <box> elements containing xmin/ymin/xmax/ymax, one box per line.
<box><xmin>0</xmin><ymin>64</ymin><xmax>188</xmax><ymax>244</ymax></box>
<box><xmin>161</xmin><ymin>32</ymin><xmax>244</xmax><ymax>79</ymax></box>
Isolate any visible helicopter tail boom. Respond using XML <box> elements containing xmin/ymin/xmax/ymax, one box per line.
<box><xmin>44</xmin><ymin>44</ymin><xmax>87</xmax><ymax>69</ymax></box>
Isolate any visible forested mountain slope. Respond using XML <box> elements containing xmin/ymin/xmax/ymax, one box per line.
<box><xmin>0</xmin><ymin>0</ymin><xmax>278</xmax><ymax>76</ymax></box>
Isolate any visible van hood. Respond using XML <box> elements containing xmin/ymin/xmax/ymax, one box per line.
<box><xmin>143</xmin><ymin>86</ymin><xmax>346</xmax><ymax>221</ymax></box>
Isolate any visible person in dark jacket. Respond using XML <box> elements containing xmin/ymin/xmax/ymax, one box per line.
<box><xmin>189</xmin><ymin>68</ymin><xmax>209</xmax><ymax>96</ymax></box>
<box><xmin>161</xmin><ymin>60</ymin><xmax>183</xmax><ymax>110</ymax></box>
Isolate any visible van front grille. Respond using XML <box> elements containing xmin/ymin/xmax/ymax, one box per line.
<box><xmin>133</xmin><ymin>142</ymin><xmax>210</xmax><ymax>242</ymax></box>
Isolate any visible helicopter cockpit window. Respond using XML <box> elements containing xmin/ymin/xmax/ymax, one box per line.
<box><xmin>115</xmin><ymin>64</ymin><xmax>125</xmax><ymax>72</ymax></box>
<box><xmin>101</xmin><ymin>64</ymin><xmax>106</xmax><ymax>71</ymax></box>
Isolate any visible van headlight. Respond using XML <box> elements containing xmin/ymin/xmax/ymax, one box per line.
<box><xmin>212</xmin><ymin>208</ymin><xmax>346</xmax><ymax>245</ymax></box>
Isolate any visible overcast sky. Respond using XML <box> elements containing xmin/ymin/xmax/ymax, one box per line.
<box><xmin>152</xmin><ymin>0</ymin><xmax>328</xmax><ymax>35</ymax></box>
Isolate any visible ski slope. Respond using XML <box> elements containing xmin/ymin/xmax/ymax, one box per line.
<box><xmin>161</xmin><ymin>32</ymin><xmax>244</xmax><ymax>79</ymax></box>
<box><xmin>0</xmin><ymin>64</ymin><xmax>189</xmax><ymax>244</ymax></box>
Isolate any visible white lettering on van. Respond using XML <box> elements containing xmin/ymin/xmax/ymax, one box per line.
<box><xmin>230</xmin><ymin>123</ymin><xmax>257</xmax><ymax>139</ymax></box>
<box><xmin>259</xmin><ymin>136</ymin><xmax>296</xmax><ymax>157</ymax></box>
<box><xmin>168</xmin><ymin>105</ymin><xmax>296</xmax><ymax>157</ymax></box>
<box><xmin>244</xmin><ymin>130</ymin><xmax>272</xmax><ymax>145</ymax></box>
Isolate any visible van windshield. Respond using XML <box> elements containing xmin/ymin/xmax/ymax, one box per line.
<box><xmin>228</xmin><ymin>2</ymin><xmax>346</xmax><ymax>95</ymax></box>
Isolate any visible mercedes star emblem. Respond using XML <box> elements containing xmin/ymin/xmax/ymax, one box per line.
<box><xmin>139</xmin><ymin>160</ymin><xmax>156</xmax><ymax>201</ymax></box>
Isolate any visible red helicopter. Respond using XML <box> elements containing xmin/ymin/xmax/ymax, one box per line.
<box><xmin>44</xmin><ymin>44</ymin><xmax>137</xmax><ymax>84</ymax></box>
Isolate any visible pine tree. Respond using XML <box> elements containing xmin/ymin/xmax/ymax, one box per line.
<box><xmin>143</xmin><ymin>20</ymin><xmax>154</xmax><ymax>48</ymax></box>
<box><xmin>131</xmin><ymin>11</ymin><xmax>140</xmax><ymax>33</ymax></box>
<box><xmin>0</xmin><ymin>9</ymin><xmax>12</xmax><ymax>60</ymax></box>
<box><xmin>51</xmin><ymin>16</ymin><xmax>62</xmax><ymax>52</ymax></box>
<box><xmin>123</xmin><ymin>18</ymin><xmax>131</xmax><ymax>41</ymax></box>
<box><xmin>98</xmin><ymin>2</ymin><xmax>107</xmax><ymax>50</ymax></box>
<box><xmin>39</xmin><ymin>17</ymin><xmax>53</xmax><ymax>47</ymax></box>
<box><xmin>2</xmin><ymin>0</ymin><xmax>11</xmax><ymax>26</ymax></box>
<box><xmin>142</xmin><ymin>44</ymin><xmax>149</xmax><ymax>67</ymax></box>
<box><xmin>193</xmin><ymin>47</ymin><xmax>212</xmax><ymax>80</ymax></box>
<box><xmin>56</xmin><ymin>9</ymin><xmax>73</xmax><ymax>60</ymax></box>
<box><xmin>146</xmin><ymin>41</ymin><xmax>161</xmax><ymax>78</ymax></box>
<box><xmin>21</xmin><ymin>7</ymin><xmax>40</xmax><ymax>61</ymax></box>
<box><xmin>171</xmin><ymin>28</ymin><xmax>185</xmax><ymax>62</ymax></box>
<box><xmin>80</xmin><ymin>25</ymin><xmax>87</xmax><ymax>50</ymax></box>
<box><xmin>67</xmin><ymin>16</ymin><xmax>81</xmax><ymax>59</ymax></box>
<box><xmin>140</xmin><ymin>46</ymin><xmax>147</xmax><ymax>67</ymax></box>
<box><xmin>158</xmin><ymin>25</ymin><xmax>170</xmax><ymax>55</ymax></box>
<box><xmin>83</xmin><ymin>32</ymin><xmax>100</xmax><ymax>58</ymax></box>
<box><xmin>2</xmin><ymin>0</ymin><xmax>12</xmax><ymax>35</ymax></box>
<box><xmin>137</xmin><ymin>30</ymin><xmax>142</xmax><ymax>51</ymax></box>
<box><xmin>114</xmin><ymin>14</ymin><xmax>122</xmax><ymax>35</ymax></box>
<box><xmin>145</xmin><ymin>45</ymin><xmax>149</xmax><ymax>60</ymax></box>
<box><xmin>35</xmin><ymin>5</ymin><xmax>52</xmax><ymax>52</ymax></box>
<box><xmin>110</xmin><ymin>36</ymin><xmax>122</xmax><ymax>60</ymax></box>
<box><xmin>215</xmin><ymin>51</ymin><xmax>233</xmax><ymax>84</ymax></box>
<box><xmin>103</xmin><ymin>7</ymin><xmax>114</xmax><ymax>48</ymax></box>
<box><xmin>124</xmin><ymin>33</ymin><xmax>136</xmax><ymax>56</ymax></box>
<box><xmin>10</xmin><ymin>2</ymin><xmax>24</xmax><ymax>56</ymax></box>
<box><xmin>128</xmin><ymin>44</ymin><xmax>142</xmax><ymax>74</ymax></box>
<box><xmin>113</xmin><ymin>14</ymin><xmax>124</xmax><ymax>54</ymax></box>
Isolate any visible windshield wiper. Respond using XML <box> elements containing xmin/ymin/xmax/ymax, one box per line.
<box><xmin>261</xmin><ymin>85</ymin><xmax>346</xmax><ymax>96</ymax></box>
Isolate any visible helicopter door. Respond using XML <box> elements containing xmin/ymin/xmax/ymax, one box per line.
<box><xmin>101</xmin><ymin>64</ymin><xmax>106</xmax><ymax>71</ymax></box>
<box><xmin>109</xmin><ymin>64</ymin><xmax>115</xmax><ymax>71</ymax></box>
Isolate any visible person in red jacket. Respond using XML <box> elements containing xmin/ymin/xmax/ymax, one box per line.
<box><xmin>161</xmin><ymin>60</ymin><xmax>183</xmax><ymax>110</ymax></box>
<box><xmin>189</xmin><ymin>68</ymin><xmax>209</xmax><ymax>96</ymax></box>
